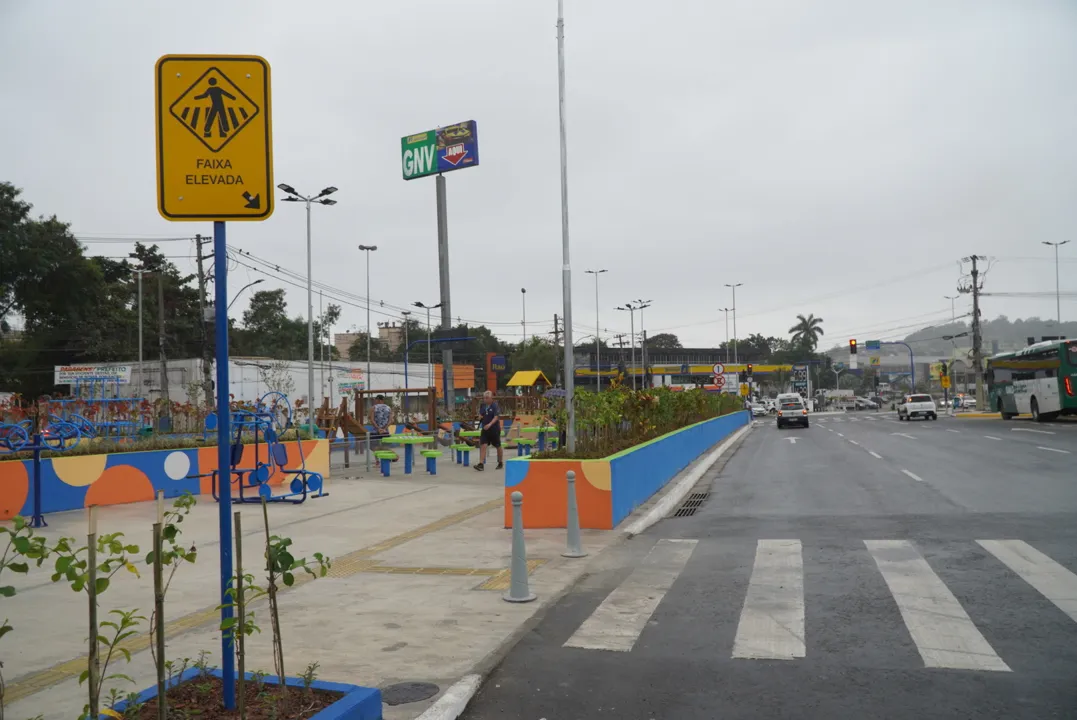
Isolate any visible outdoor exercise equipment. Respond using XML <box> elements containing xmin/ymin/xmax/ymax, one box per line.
<box><xmin>195</xmin><ymin>391</ymin><xmax>325</xmax><ymax>505</ymax></box>
<box><xmin>0</xmin><ymin>406</ymin><xmax>83</xmax><ymax>528</ymax></box>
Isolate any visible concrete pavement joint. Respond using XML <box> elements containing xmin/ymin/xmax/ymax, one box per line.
<box><xmin>5</xmin><ymin>496</ymin><xmax>503</xmax><ymax>704</ymax></box>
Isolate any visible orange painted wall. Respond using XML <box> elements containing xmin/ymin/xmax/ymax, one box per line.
<box><xmin>503</xmin><ymin>459</ymin><xmax>613</xmax><ymax>530</ymax></box>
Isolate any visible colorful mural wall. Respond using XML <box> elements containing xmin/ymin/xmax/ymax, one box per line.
<box><xmin>504</xmin><ymin>412</ymin><xmax>748</xmax><ymax>529</ymax></box>
<box><xmin>0</xmin><ymin>440</ymin><xmax>330</xmax><ymax>520</ymax></box>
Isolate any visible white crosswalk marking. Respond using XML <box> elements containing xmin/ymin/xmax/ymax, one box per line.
<box><xmin>563</xmin><ymin>539</ymin><xmax>697</xmax><ymax>652</ymax></box>
<box><xmin>733</xmin><ymin>539</ymin><xmax>805</xmax><ymax>660</ymax></box>
<box><xmin>977</xmin><ymin>540</ymin><xmax>1077</xmax><ymax>623</ymax></box>
<box><xmin>865</xmin><ymin>540</ymin><xmax>1010</xmax><ymax>672</ymax></box>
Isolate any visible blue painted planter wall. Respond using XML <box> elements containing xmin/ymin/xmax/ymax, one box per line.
<box><xmin>609</xmin><ymin>411</ymin><xmax>748</xmax><ymax>525</ymax></box>
<box><xmin>110</xmin><ymin>668</ymin><xmax>382</xmax><ymax>719</ymax></box>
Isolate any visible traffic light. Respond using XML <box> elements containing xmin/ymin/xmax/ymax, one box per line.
<box><xmin>849</xmin><ymin>339</ymin><xmax>858</xmax><ymax>355</ymax></box>
<box><xmin>940</xmin><ymin>361</ymin><xmax>948</xmax><ymax>375</ymax></box>
<box><xmin>745</xmin><ymin>363</ymin><xmax>753</xmax><ymax>379</ymax></box>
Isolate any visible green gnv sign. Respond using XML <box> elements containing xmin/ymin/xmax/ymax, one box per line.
<box><xmin>401</xmin><ymin>121</ymin><xmax>479</xmax><ymax>180</ymax></box>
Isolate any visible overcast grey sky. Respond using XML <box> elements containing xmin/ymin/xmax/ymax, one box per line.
<box><xmin>2</xmin><ymin>0</ymin><xmax>1075</xmax><ymax>351</ymax></box>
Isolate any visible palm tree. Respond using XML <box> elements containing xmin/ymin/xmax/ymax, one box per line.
<box><xmin>789</xmin><ymin>314</ymin><xmax>825</xmax><ymax>350</ymax></box>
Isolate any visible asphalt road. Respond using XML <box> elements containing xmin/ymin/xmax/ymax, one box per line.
<box><xmin>463</xmin><ymin>412</ymin><xmax>1077</xmax><ymax>720</ymax></box>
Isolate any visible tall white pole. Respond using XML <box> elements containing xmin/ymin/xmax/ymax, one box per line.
<box><xmin>732</xmin><ymin>285</ymin><xmax>738</xmax><ymax>365</ymax></box>
<box><xmin>426</xmin><ymin>306</ymin><xmax>433</xmax><ymax>388</ymax></box>
<box><xmin>319</xmin><ymin>289</ymin><xmax>324</xmax><ymax>403</ymax></box>
<box><xmin>365</xmin><ymin>251</ymin><xmax>372</xmax><ymax>392</ymax></box>
<box><xmin>521</xmin><ymin>288</ymin><xmax>527</xmax><ymax>344</ymax></box>
<box><xmin>629</xmin><ymin>309</ymin><xmax>636</xmax><ymax>390</ymax></box>
<box><xmin>306</xmin><ymin>200</ymin><xmax>315</xmax><ymax>425</ymax></box>
<box><xmin>137</xmin><ymin>270</ymin><xmax>144</xmax><ymax>397</ymax></box>
<box><xmin>557</xmin><ymin>0</ymin><xmax>576</xmax><ymax>452</ymax></box>
<box><xmin>594</xmin><ymin>276</ymin><xmax>601</xmax><ymax>391</ymax></box>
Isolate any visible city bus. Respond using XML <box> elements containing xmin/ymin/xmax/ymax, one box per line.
<box><xmin>986</xmin><ymin>339</ymin><xmax>1077</xmax><ymax>421</ymax></box>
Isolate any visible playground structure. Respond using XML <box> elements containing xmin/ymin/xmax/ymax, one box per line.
<box><xmin>195</xmin><ymin>391</ymin><xmax>326</xmax><ymax>505</ymax></box>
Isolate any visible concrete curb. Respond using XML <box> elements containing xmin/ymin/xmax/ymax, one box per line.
<box><xmin>622</xmin><ymin>422</ymin><xmax>752</xmax><ymax>538</ymax></box>
<box><xmin>414</xmin><ymin>674</ymin><xmax>482</xmax><ymax>720</ymax></box>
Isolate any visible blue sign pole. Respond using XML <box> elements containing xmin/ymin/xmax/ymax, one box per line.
<box><xmin>213</xmin><ymin>220</ymin><xmax>236</xmax><ymax>708</ymax></box>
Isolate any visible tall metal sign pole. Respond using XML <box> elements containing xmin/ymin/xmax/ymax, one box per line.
<box><xmin>156</xmin><ymin>54</ymin><xmax>273</xmax><ymax>711</ymax></box>
<box><xmin>558</xmin><ymin>0</ymin><xmax>576</xmax><ymax>451</ymax></box>
<box><xmin>401</xmin><ymin>120</ymin><xmax>480</xmax><ymax>413</ymax></box>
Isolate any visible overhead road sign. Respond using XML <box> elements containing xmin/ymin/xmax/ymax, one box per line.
<box><xmin>156</xmin><ymin>55</ymin><xmax>273</xmax><ymax>221</ymax></box>
<box><xmin>401</xmin><ymin>121</ymin><xmax>480</xmax><ymax>180</ymax></box>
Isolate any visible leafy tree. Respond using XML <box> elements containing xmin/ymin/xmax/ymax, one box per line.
<box><xmin>789</xmin><ymin>314</ymin><xmax>825</xmax><ymax>351</ymax></box>
<box><xmin>643</xmin><ymin>332</ymin><xmax>681</xmax><ymax>349</ymax></box>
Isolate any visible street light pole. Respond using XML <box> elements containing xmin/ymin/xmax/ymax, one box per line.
<box><xmin>617</xmin><ymin>303</ymin><xmax>642</xmax><ymax>390</ymax></box>
<box><xmin>401</xmin><ymin>310</ymin><xmax>411</xmax><ymax>396</ymax></box>
<box><xmin>227</xmin><ymin>279</ymin><xmax>265</xmax><ymax>312</ymax></box>
<box><xmin>725</xmin><ymin>283</ymin><xmax>742</xmax><ymax>364</ymax></box>
<box><xmin>944</xmin><ymin>295</ymin><xmax>958</xmax><ymax>323</ymax></box>
<box><xmin>718</xmin><ymin>307</ymin><xmax>731</xmax><ymax>363</ymax></box>
<box><xmin>1042</xmin><ymin>240</ymin><xmax>1070</xmax><ymax>326</ymax></box>
<box><xmin>413</xmin><ymin>301</ymin><xmax>442</xmax><ymax>390</ymax></box>
<box><xmin>521</xmin><ymin>288</ymin><xmax>527</xmax><ymax>344</ymax></box>
<box><xmin>557</xmin><ymin>0</ymin><xmax>577</xmax><ymax>452</ymax></box>
<box><xmin>278</xmin><ymin>183</ymin><xmax>338</xmax><ymax>424</ymax></box>
<box><xmin>134</xmin><ymin>268</ymin><xmax>146</xmax><ymax>395</ymax></box>
<box><xmin>635</xmin><ymin>299</ymin><xmax>652</xmax><ymax>388</ymax></box>
<box><xmin>585</xmin><ymin>269</ymin><xmax>607</xmax><ymax>390</ymax></box>
<box><xmin>359</xmin><ymin>245</ymin><xmax>378</xmax><ymax>394</ymax></box>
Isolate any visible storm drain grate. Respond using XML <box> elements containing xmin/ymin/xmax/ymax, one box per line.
<box><xmin>673</xmin><ymin>492</ymin><xmax>710</xmax><ymax>517</ymax></box>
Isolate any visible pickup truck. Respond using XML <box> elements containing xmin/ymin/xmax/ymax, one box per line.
<box><xmin>898</xmin><ymin>394</ymin><xmax>937</xmax><ymax>421</ymax></box>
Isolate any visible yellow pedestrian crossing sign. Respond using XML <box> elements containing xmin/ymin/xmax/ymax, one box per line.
<box><xmin>870</xmin><ymin>356</ymin><xmax>880</xmax><ymax>366</ymax></box>
<box><xmin>170</xmin><ymin>69</ymin><xmax>259</xmax><ymax>153</ymax></box>
<box><xmin>155</xmin><ymin>55</ymin><xmax>273</xmax><ymax>221</ymax></box>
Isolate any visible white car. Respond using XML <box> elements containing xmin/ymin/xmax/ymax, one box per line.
<box><xmin>776</xmin><ymin>396</ymin><xmax>810</xmax><ymax>428</ymax></box>
<box><xmin>751</xmin><ymin>403</ymin><xmax>769</xmax><ymax>417</ymax></box>
<box><xmin>898</xmin><ymin>394</ymin><xmax>938</xmax><ymax>421</ymax></box>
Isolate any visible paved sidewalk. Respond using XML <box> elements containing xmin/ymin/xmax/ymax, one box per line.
<box><xmin>5</xmin><ymin>452</ymin><xmax>621</xmax><ymax>719</ymax></box>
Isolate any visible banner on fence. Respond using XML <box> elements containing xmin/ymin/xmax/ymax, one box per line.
<box><xmin>54</xmin><ymin>364</ymin><xmax>133</xmax><ymax>385</ymax></box>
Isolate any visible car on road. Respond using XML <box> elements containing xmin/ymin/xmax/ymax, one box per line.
<box><xmin>898</xmin><ymin>393</ymin><xmax>938</xmax><ymax>421</ymax></box>
<box><xmin>776</xmin><ymin>395</ymin><xmax>809</xmax><ymax>428</ymax></box>
<box><xmin>750</xmin><ymin>403</ymin><xmax>769</xmax><ymax>417</ymax></box>
<box><xmin>855</xmin><ymin>397</ymin><xmax>879</xmax><ymax>410</ymax></box>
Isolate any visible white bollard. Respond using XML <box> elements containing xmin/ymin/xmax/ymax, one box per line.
<box><xmin>562</xmin><ymin>471</ymin><xmax>587</xmax><ymax>558</ymax></box>
<box><xmin>503</xmin><ymin>491</ymin><xmax>537</xmax><ymax>603</ymax></box>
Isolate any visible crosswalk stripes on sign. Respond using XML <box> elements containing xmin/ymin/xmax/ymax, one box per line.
<box><xmin>169</xmin><ymin>67</ymin><xmax>260</xmax><ymax>153</ymax></box>
<box><xmin>562</xmin><ymin>538</ymin><xmax>1077</xmax><ymax>671</ymax></box>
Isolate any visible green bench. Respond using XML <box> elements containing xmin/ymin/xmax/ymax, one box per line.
<box><xmin>374</xmin><ymin>450</ymin><xmax>398</xmax><ymax>476</ymax></box>
<box><xmin>451</xmin><ymin>443</ymin><xmax>472</xmax><ymax>466</ymax></box>
<box><xmin>420</xmin><ymin>449</ymin><xmax>442</xmax><ymax>475</ymax></box>
<box><xmin>516</xmin><ymin>437</ymin><xmax>537</xmax><ymax>456</ymax></box>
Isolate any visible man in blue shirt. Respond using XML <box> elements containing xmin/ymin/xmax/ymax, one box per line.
<box><xmin>474</xmin><ymin>390</ymin><xmax>503</xmax><ymax>471</ymax></box>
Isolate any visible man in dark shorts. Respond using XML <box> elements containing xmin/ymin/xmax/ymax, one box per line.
<box><xmin>474</xmin><ymin>390</ymin><xmax>503</xmax><ymax>471</ymax></box>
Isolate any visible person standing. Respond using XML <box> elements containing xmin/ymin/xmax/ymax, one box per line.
<box><xmin>369</xmin><ymin>395</ymin><xmax>392</xmax><ymax>448</ymax></box>
<box><xmin>474</xmin><ymin>390</ymin><xmax>503</xmax><ymax>471</ymax></box>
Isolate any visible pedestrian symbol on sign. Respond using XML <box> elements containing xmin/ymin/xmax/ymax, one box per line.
<box><xmin>169</xmin><ymin>68</ymin><xmax>260</xmax><ymax>152</ymax></box>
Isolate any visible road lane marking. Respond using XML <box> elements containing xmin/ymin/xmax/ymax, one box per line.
<box><xmin>891</xmin><ymin>432</ymin><xmax>917</xmax><ymax>440</ymax></box>
<box><xmin>837</xmin><ymin>433</ymin><xmax>844</xmax><ymax>437</ymax></box>
<box><xmin>849</xmin><ymin>439</ymin><xmax>860</xmax><ymax>446</ymax></box>
<box><xmin>901</xmin><ymin>469</ymin><xmax>924</xmax><ymax>482</ymax></box>
<box><xmin>946</xmin><ymin>429</ymin><xmax>961</xmax><ymax>434</ymax></box>
<box><xmin>977</xmin><ymin>540</ymin><xmax>1077</xmax><ymax>623</ymax></box>
<box><xmin>865</xmin><ymin>540</ymin><xmax>1010</xmax><ymax>672</ymax></box>
<box><xmin>564</xmin><ymin>539</ymin><xmax>697</xmax><ymax>652</ymax></box>
<box><xmin>733</xmin><ymin>539</ymin><xmax>804</xmax><ymax>660</ymax></box>
<box><xmin>984</xmin><ymin>435</ymin><xmax>1002</xmax><ymax>440</ymax></box>
<box><xmin>1013</xmin><ymin>428</ymin><xmax>1056</xmax><ymax>435</ymax></box>
<box><xmin>784</xmin><ymin>438</ymin><xmax>798</xmax><ymax>444</ymax></box>
<box><xmin>1037</xmin><ymin>446</ymin><xmax>1071</xmax><ymax>454</ymax></box>
<box><xmin>869</xmin><ymin>451</ymin><xmax>882</xmax><ymax>458</ymax></box>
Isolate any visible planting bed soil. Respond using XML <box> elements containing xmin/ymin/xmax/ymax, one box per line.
<box><xmin>131</xmin><ymin>676</ymin><xmax>343</xmax><ymax>719</ymax></box>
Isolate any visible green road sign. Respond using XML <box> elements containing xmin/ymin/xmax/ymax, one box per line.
<box><xmin>401</xmin><ymin>121</ymin><xmax>480</xmax><ymax>180</ymax></box>
<box><xmin>401</xmin><ymin>130</ymin><xmax>438</xmax><ymax>180</ymax></box>
<box><xmin>865</xmin><ymin>340</ymin><xmax>881</xmax><ymax>350</ymax></box>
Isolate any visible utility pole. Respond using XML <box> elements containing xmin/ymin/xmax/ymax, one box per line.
<box><xmin>133</xmin><ymin>268</ymin><xmax>147</xmax><ymax>399</ymax></box>
<box><xmin>641</xmin><ymin>330</ymin><xmax>648</xmax><ymax>388</ymax></box>
<box><xmin>718</xmin><ymin>307</ymin><xmax>731</xmax><ymax>363</ymax></box>
<box><xmin>960</xmin><ymin>255</ymin><xmax>987</xmax><ymax>408</ymax></box>
<box><xmin>552</xmin><ymin>313</ymin><xmax>562</xmax><ymax>386</ymax></box>
<box><xmin>157</xmin><ymin>273</ymin><xmax>170</xmax><ymax>429</ymax></box>
<box><xmin>194</xmin><ymin>235</ymin><xmax>214</xmax><ymax>407</ymax></box>
<box><xmin>318</xmin><ymin>289</ymin><xmax>324</xmax><ymax>405</ymax></box>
